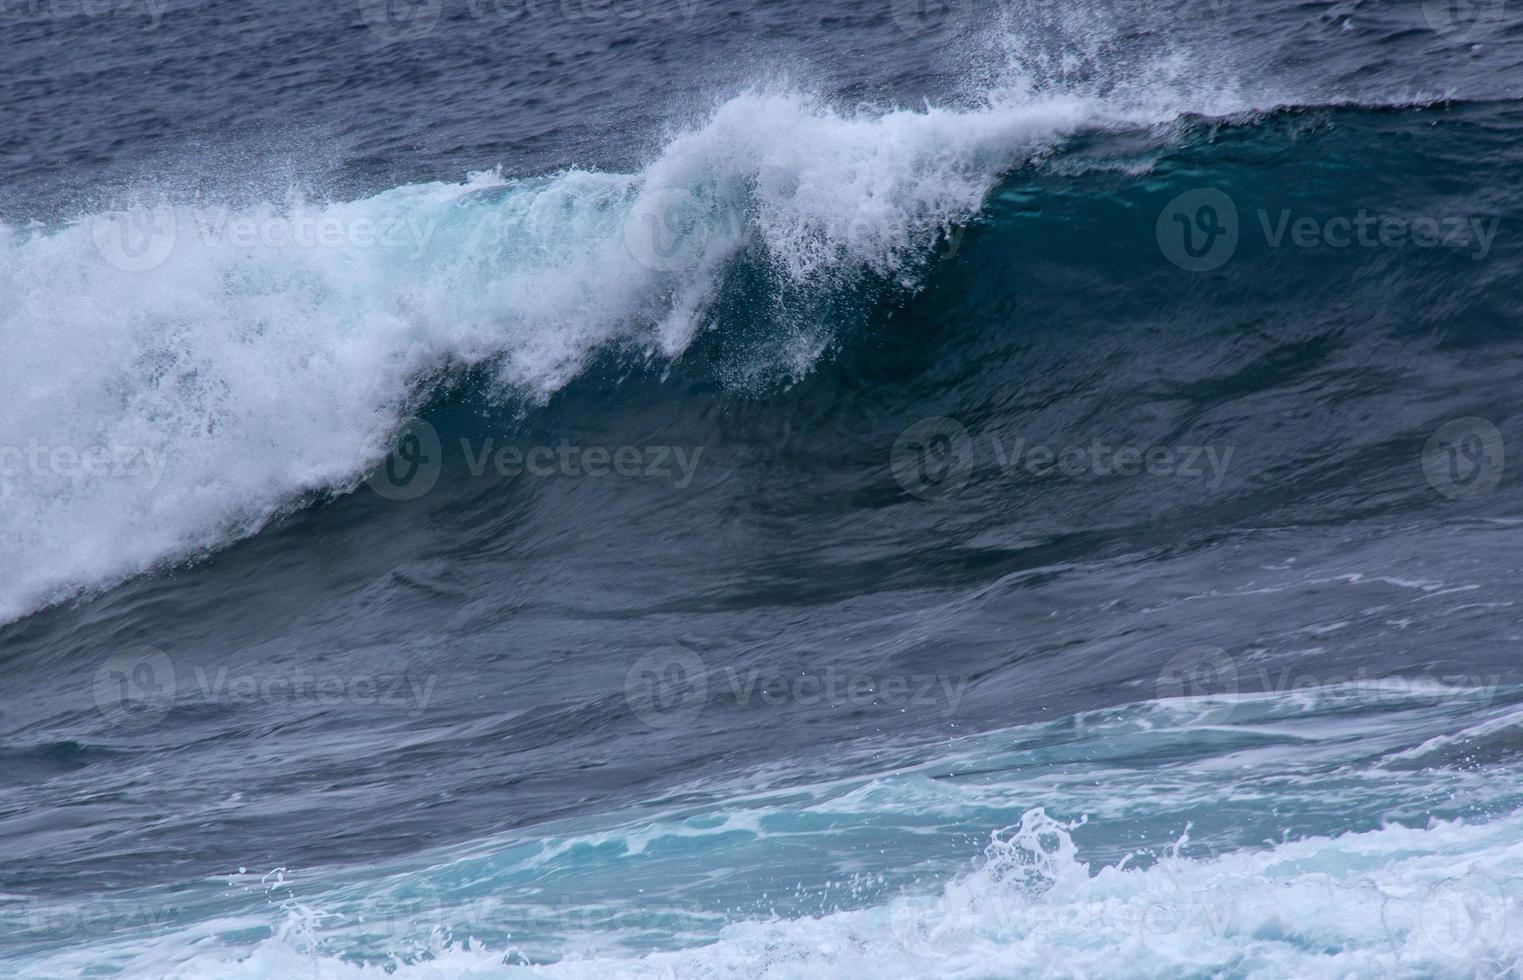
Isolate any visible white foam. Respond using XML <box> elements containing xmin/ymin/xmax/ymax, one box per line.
<box><xmin>28</xmin><ymin>807</ymin><xmax>1523</xmax><ymax>979</ymax></box>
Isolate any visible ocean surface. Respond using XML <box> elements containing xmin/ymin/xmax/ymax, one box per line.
<box><xmin>4</xmin><ymin>0</ymin><xmax>1523</xmax><ymax>975</ymax></box>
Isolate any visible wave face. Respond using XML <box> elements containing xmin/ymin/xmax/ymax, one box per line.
<box><xmin>6</xmin><ymin>0</ymin><xmax>1523</xmax><ymax>977</ymax></box>
<box><xmin>0</xmin><ymin>77</ymin><xmax>1229</xmax><ymax>627</ymax></box>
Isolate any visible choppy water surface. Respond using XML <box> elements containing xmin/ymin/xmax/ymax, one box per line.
<box><xmin>4</xmin><ymin>0</ymin><xmax>1523</xmax><ymax>975</ymax></box>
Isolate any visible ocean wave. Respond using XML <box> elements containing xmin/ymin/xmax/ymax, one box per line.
<box><xmin>0</xmin><ymin>85</ymin><xmax>1122</xmax><ymax>627</ymax></box>
<box><xmin>0</xmin><ymin>21</ymin><xmax>1305</xmax><ymax>630</ymax></box>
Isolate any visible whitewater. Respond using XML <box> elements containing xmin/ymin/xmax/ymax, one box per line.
<box><xmin>13</xmin><ymin>682</ymin><xmax>1523</xmax><ymax>978</ymax></box>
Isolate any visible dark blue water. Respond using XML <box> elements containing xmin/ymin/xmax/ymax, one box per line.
<box><xmin>4</xmin><ymin>0</ymin><xmax>1523</xmax><ymax>976</ymax></box>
